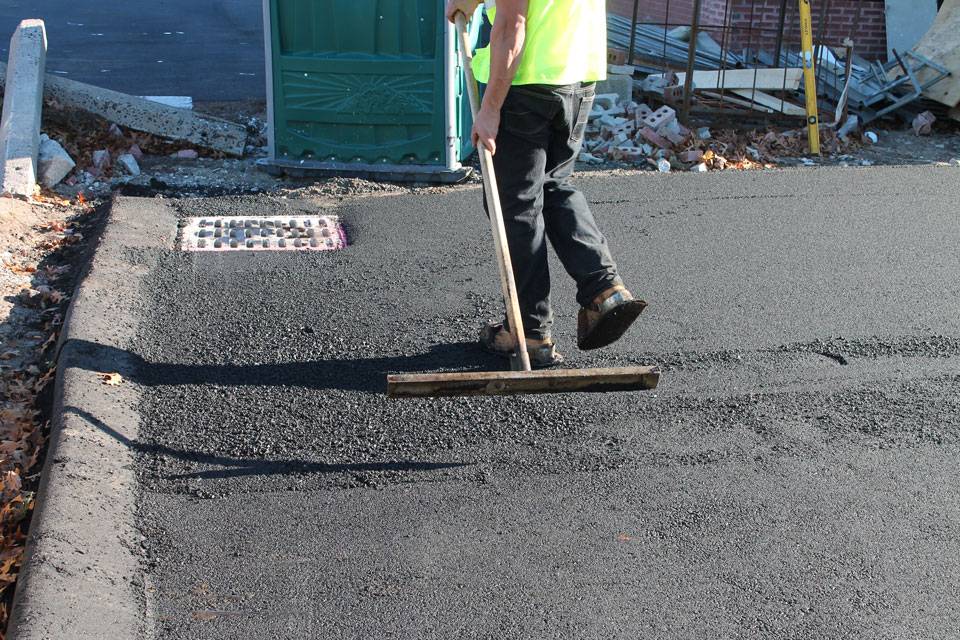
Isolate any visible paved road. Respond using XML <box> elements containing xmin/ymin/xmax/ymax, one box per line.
<box><xmin>117</xmin><ymin>166</ymin><xmax>960</xmax><ymax>638</ymax></box>
<box><xmin>0</xmin><ymin>0</ymin><xmax>264</xmax><ymax>101</ymax></box>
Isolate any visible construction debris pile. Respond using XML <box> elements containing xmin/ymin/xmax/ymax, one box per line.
<box><xmin>600</xmin><ymin>0</ymin><xmax>960</xmax><ymax>164</ymax></box>
<box><xmin>39</xmin><ymin>113</ymin><xmax>220</xmax><ymax>190</ymax></box>
<box><xmin>580</xmin><ymin>92</ymin><xmax>860</xmax><ymax>172</ymax></box>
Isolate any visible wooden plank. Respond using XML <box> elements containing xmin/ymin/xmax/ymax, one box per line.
<box><xmin>730</xmin><ymin>89</ymin><xmax>807</xmax><ymax>116</ymax></box>
<box><xmin>387</xmin><ymin>366</ymin><xmax>661</xmax><ymax>398</ymax></box>
<box><xmin>701</xmin><ymin>91</ymin><xmax>776</xmax><ymax>114</ymax></box>
<box><xmin>900</xmin><ymin>0</ymin><xmax>960</xmax><ymax>107</ymax></box>
<box><xmin>649</xmin><ymin>68</ymin><xmax>802</xmax><ymax>90</ymax></box>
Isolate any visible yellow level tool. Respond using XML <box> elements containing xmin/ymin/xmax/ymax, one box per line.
<box><xmin>798</xmin><ymin>0</ymin><xmax>821</xmax><ymax>154</ymax></box>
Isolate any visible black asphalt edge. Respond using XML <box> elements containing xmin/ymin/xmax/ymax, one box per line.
<box><xmin>7</xmin><ymin>195</ymin><xmax>176</xmax><ymax>639</ymax></box>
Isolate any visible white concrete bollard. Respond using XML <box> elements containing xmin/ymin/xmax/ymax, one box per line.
<box><xmin>0</xmin><ymin>19</ymin><xmax>47</xmax><ymax>198</ymax></box>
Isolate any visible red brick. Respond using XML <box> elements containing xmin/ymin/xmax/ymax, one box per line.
<box><xmin>607</xmin><ymin>0</ymin><xmax>888</xmax><ymax>60</ymax></box>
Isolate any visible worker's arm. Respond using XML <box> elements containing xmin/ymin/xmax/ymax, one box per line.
<box><xmin>473</xmin><ymin>0</ymin><xmax>527</xmax><ymax>154</ymax></box>
<box><xmin>446</xmin><ymin>0</ymin><xmax>527</xmax><ymax>155</ymax></box>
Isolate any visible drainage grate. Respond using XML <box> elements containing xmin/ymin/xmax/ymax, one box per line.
<box><xmin>180</xmin><ymin>216</ymin><xmax>347</xmax><ymax>252</ymax></box>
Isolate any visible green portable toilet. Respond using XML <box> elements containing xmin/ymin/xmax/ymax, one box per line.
<box><xmin>259</xmin><ymin>0</ymin><xmax>475</xmax><ymax>183</ymax></box>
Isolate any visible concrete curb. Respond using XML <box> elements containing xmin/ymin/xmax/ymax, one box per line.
<box><xmin>7</xmin><ymin>196</ymin><xmax>176</xmax><ymax>639</ymax></box>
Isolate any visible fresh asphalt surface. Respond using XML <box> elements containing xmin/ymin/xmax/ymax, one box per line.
<box><xmin>0</xmin><ymin>0</ymin><xmax>264</xmax><ymax>101</ymax></box>
<box><xmin>121</xmin><ymin>167</ymin><xmax>960</xmax><ymax>638</ymax></box>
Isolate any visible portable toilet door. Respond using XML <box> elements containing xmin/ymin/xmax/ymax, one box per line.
<box><xmin>259</xmin><ymin>0</ymin><xmax>474</xmax><ymax>183</ymax></box>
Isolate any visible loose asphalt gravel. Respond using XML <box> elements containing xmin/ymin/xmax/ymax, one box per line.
<box><xmin>115</xmin><ymin>166</ymin><xmax>960</xmax><ymax>638</ymax></box>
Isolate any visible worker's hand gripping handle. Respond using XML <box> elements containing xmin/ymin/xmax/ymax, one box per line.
<box><xmin>453</xmin><ymin>11</ymin><xmax>532</xmax><ymax>372</ymax></box>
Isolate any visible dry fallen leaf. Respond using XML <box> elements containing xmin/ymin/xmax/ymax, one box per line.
<box><xmin>7</xmin><ymin>264</ymin><xmax>36</xmax><ymax>276</ymax></box>
<box><xmin>44</xmin><ymin>264</ymin><xmax>71</xmax><ymax>279</ymax></box>
<box><xmin>99</xmin><ymin>372</ymin><xmax>123</xmax><ymax>386</ymax></box>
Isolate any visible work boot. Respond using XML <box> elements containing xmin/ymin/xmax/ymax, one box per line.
<box><xmin>479</xmin><ymin>322</ymin><xmax>564</xmax><ymax>369</ymax></box>
<box><xmin>577</xmin><ymin>285</ymin><xmax>647</xmax><ymax>350</ymax></box>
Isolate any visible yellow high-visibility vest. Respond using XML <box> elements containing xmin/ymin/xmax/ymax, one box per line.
<box><xmin>472</xmin><ymin>0</ymin><xmax>607</xmax><ymax>86</ymax></box>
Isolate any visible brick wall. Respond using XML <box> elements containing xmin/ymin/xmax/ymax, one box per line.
<box><xmin>607</xmin><ymin>0</ymin><xmax>698</xmax><ymax>26</ymax></box>
<box><xmin>608</xmin><ymin>0</ymin><xmax>889</xmax><ymax>60</ymax></box>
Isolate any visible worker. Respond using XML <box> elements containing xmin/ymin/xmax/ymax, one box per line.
<box><xmin>446</xmin><ymin>0</ymin><xmax>647</xmax><ymax>368</ymax></box>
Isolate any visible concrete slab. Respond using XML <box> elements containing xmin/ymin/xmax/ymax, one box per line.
<box><xmin>595</xmin><ymin>73</ymin><xmax>632</xmax><ymax>106</ymax></box>
<box><xmin>0</xmin><ymin>19</ymin><xmax>47</xmax><ymax>198</ymax></box>
<box><xmin>0</xmin><ymin>61</ymin><xmax>248</xmax><ymax>156</ymax></box>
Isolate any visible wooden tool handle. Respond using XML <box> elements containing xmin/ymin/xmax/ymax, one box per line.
<box><xmin>455</xmin><ymin>13</ymin><xmax>531</xmax><ymax>372</ymax></box>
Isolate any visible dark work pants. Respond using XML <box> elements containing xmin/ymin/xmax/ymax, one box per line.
<box><xmin>486</xmin><ymin>82</ymin><xmax>622</xmax><ymax>341</ymax></box>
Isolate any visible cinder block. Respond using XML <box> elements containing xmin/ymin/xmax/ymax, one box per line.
<box><xmin>659</xmin><ymin>121</ymin><xmax>688</xmax><ymax>146</ymax></box>
<box><xmin>593</xmin><ymin>93</ymin><xmax>620</xmax><ymax>112</ymax></box>
<box><xmin>613</xmin><ymin>145</ymin><xmax>645</xmax><ymax>163</ymax></box>
<box><xmin>595</xmin><ymin>74</ymin><xmax>633</xmax><ymax>107</ymax></box>
<box><xmin>639</xmin><ymin>127</ymin><xmax>672</xmax><ymax>150</ymax></box>
<box><xmin>0</xmin><ymin>19</ymin><xmax>47</xmax><ymax>197</ymax></box>
<box><xmin>640</xmin><ymin>105</ymin><xmax>676</xmax><ymax>131</ymax></box>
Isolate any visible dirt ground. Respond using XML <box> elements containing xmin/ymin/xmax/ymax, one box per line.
<box><xmin>0</xmin><ymin>194</ymin><xmax>99</xmax><ymax>632</ymax></box>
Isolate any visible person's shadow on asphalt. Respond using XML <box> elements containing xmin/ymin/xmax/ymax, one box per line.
<box><xmin>64</xmin><ymin>338</ymin><xmax>501</xmax><ymax>393</ymax></box>
<box><xmin>61</xmin><ymin>338</ymin><xmax>481</xmax><ymax>480</ymax></box>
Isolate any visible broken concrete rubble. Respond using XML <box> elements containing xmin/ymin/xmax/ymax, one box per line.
<box><xmin>837</xmin><ymin>116</ymin><xmax>860</xmax><ymax>141</ymax></box>
<box><xmin>578</xmin><ymin>152</ymin><xmax>603</xmax><ymax>164</ymax></box>
<box><xmin>91</xmin><ymin>149</ymin><xmax>111</xmax><ymax>170</ymax></box>
<box><xmin>913</xmin><ymin>111</ymin><xmax>937</xmax><ymax>136</ymax></box>
<box><xmin>37</xmin><ymin>134</ymin><xmax>74</xmax><ymax>187</ymax></box>
<box><xmin>0</xmin><ymin>19</ymin><xmax>47</xmax><ymax>198</ymax></box>
<box><xmin>116</xmin><ymin>153</ymin><xmax>140</xmax><ymax>176</ymax></box>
